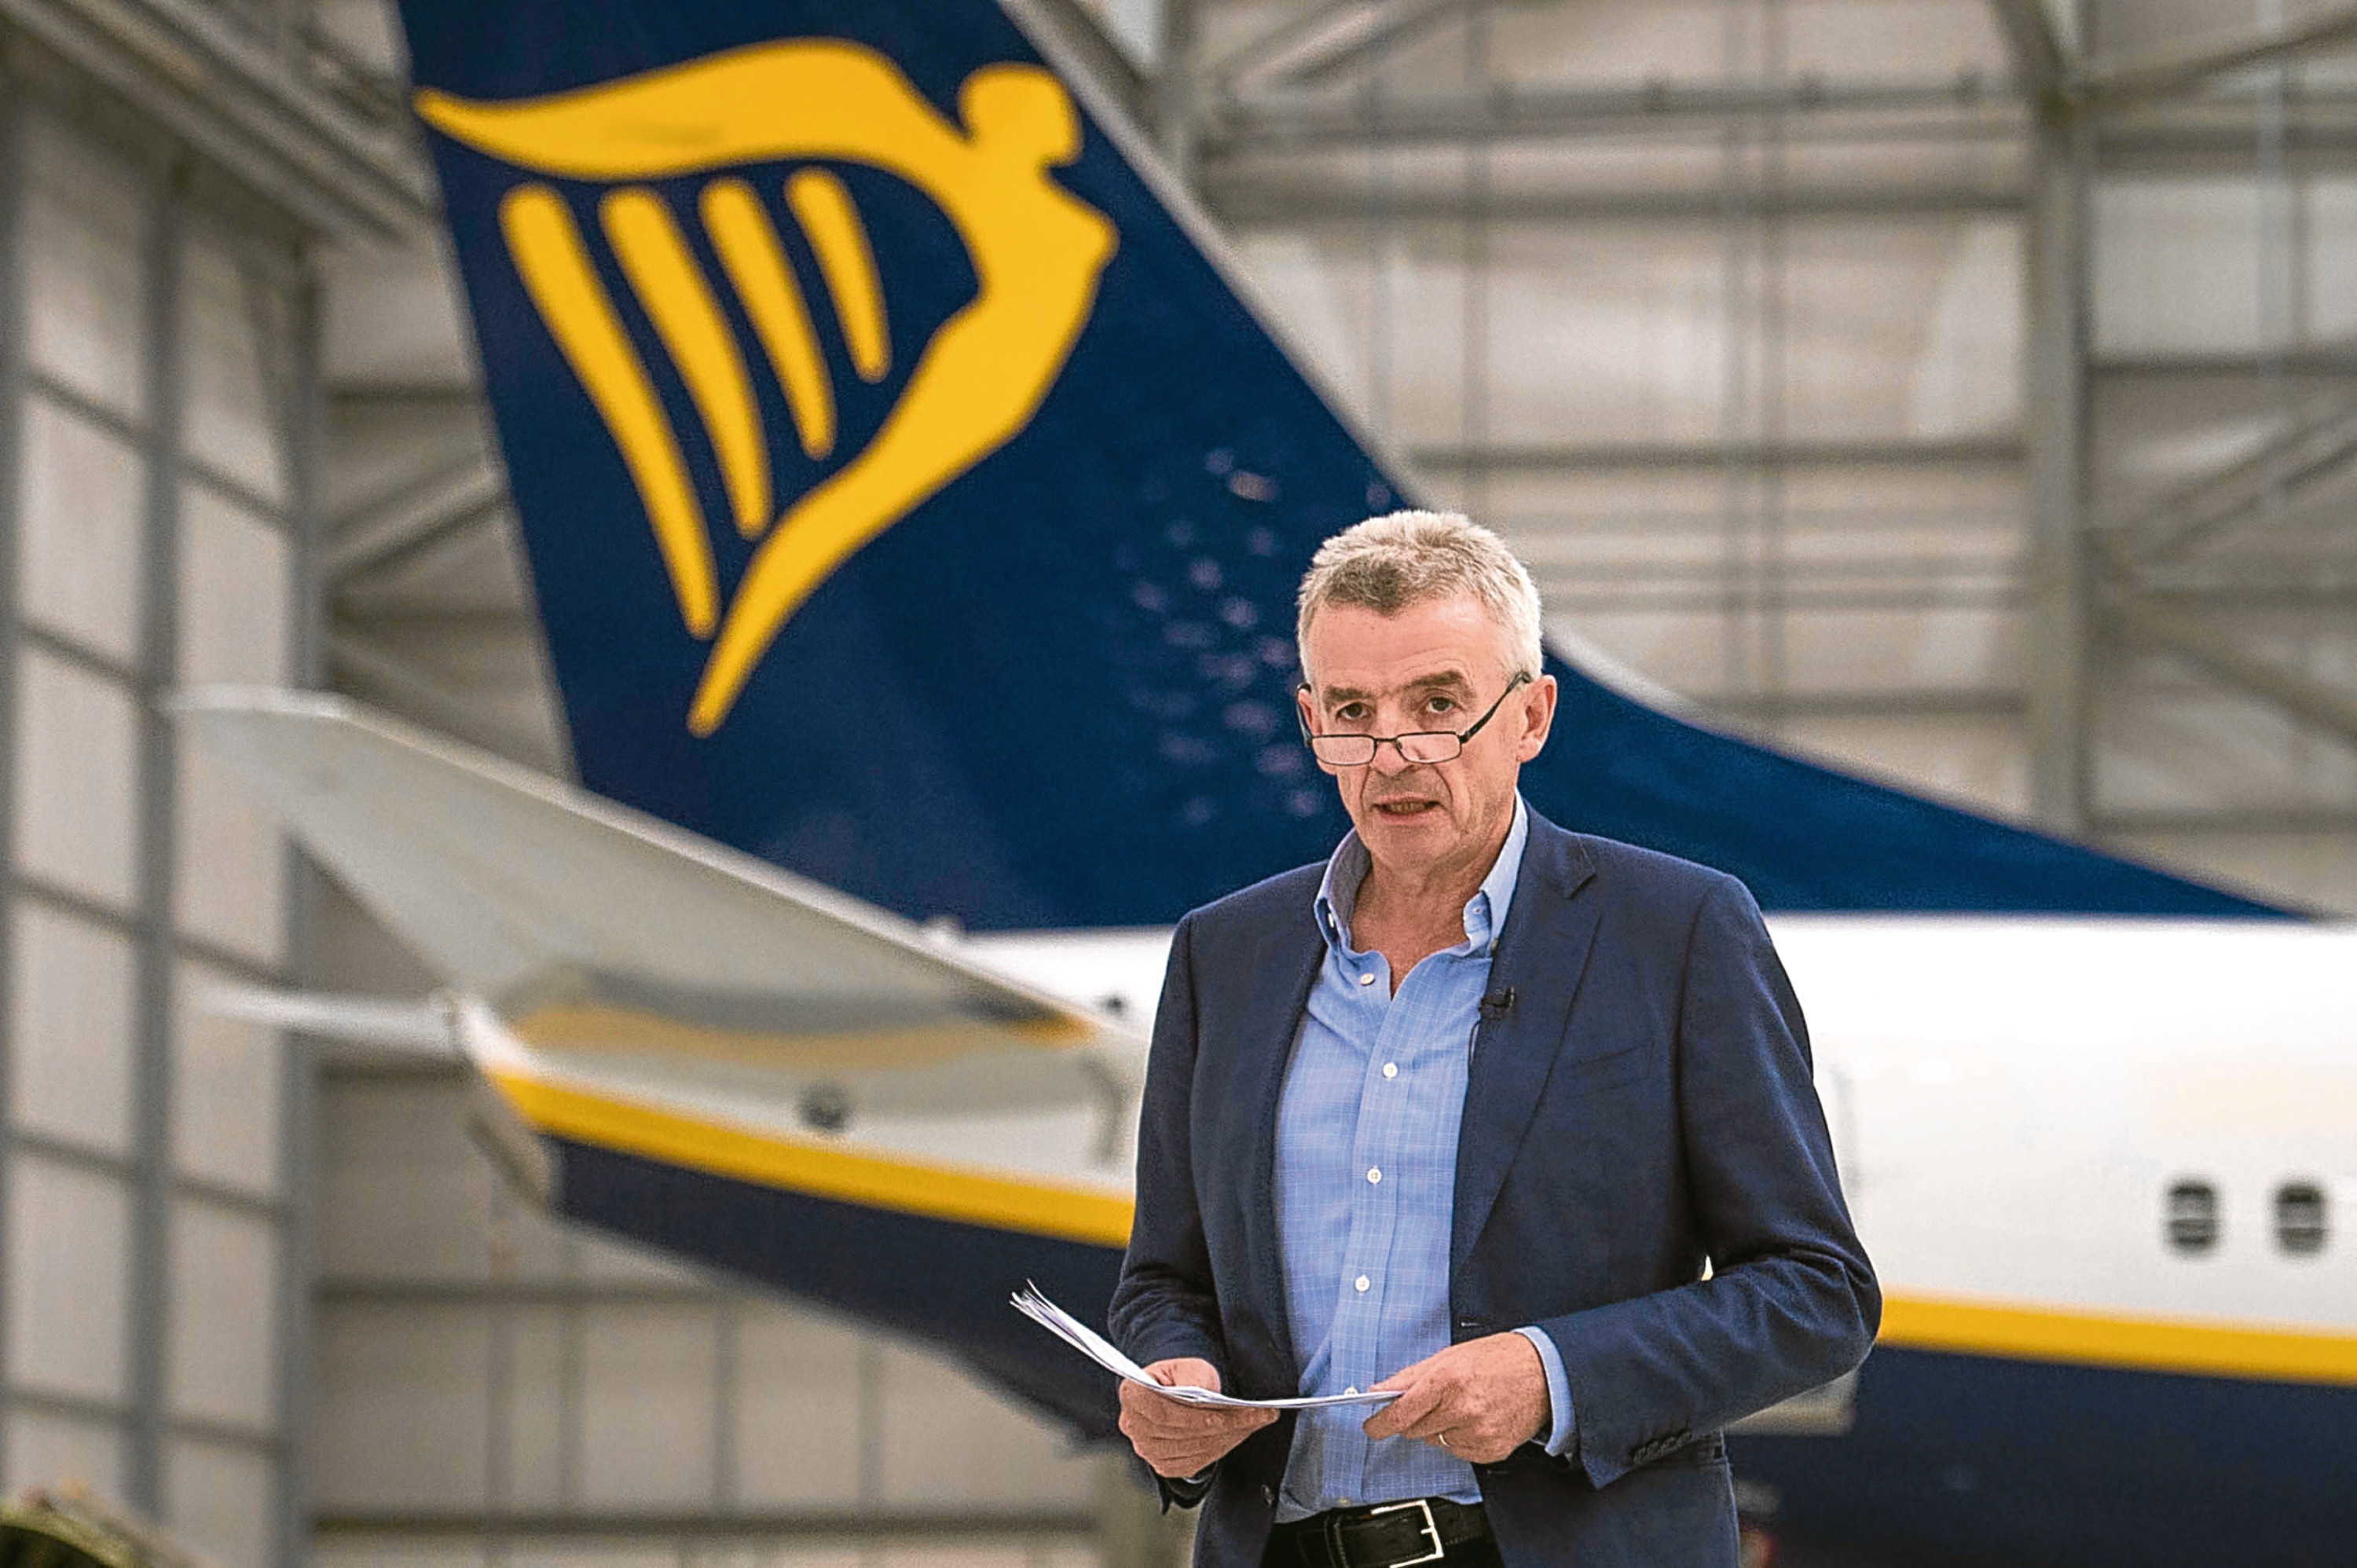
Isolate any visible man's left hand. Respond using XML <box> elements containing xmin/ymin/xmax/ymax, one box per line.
<box><xmin>1361</xmin><ymin>1332</ymin><xmax>1549</xmax><ymax>1464</ymax></box>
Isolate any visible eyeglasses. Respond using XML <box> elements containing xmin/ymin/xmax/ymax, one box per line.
<box><xmin>1297</xmin><ymin>672</ymin><xmax>1532</xmax><ymax>767</ymax></box>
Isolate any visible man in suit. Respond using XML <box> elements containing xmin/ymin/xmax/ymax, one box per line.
<box><xmin>1109</xmin><ymin>511</ymin><xmax>1877</xmax><ymax>1568</ymax></box>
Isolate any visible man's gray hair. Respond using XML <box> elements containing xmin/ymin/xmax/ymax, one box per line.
<box><xmin>1296</xmin><ymin>511</ymin><xmax>1545</xmax><ymax>682</ymax></box>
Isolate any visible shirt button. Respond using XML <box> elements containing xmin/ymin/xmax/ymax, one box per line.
<box><xmin>1358</xmin><ymin>972</ymin><xmax>1376</xmax><ymax>987</ymax></box>
<box><xmin>1366</xmin><ymin>1167</ymin><xmax>1381</xmax><ymax>1185</ymax></box>
<box><xmin>1383</xmin><ymin>1062</ymin><xmax>1398</xmax><ymax>1079</ymax></box>
<box><xmin>1355</xmin><ymin>1275</ymin><xmax>1370</xmax><ymax>1292</ymax></box>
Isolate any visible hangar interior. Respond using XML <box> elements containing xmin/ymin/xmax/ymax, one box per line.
<box><xmin>0</xmin><ymin>0</ymin><xmax>2352</xmax><ymax>1564</ymax></box>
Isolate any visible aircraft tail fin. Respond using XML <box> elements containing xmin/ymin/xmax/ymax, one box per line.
<box><xmin>395</xmin><ymin>0</ymin><xmax>2289</xmax><ymax>926</ymax></box>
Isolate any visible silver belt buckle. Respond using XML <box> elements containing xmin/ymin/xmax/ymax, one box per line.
<box><xmin>1367</xmin><ymin>1499</ymin><xmax>1446</xmax><ymax>1568</ymax></box>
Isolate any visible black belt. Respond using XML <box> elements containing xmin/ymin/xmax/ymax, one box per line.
<box><xmin>1269</xmin><ymin>1497</ymin><xmax>1493</xmax><ymax>1568</ymax></box>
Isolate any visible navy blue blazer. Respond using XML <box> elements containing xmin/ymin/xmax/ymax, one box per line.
<box><xmin>1109</xmin><ymin>809</ymin><xmax>1878</xmax><ymax>1568</ymax></box>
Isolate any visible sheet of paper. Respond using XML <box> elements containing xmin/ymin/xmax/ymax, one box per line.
<box><xmin>1010</xmin><ymin>1282</ymin><xmax>1401</xmax><ymax>1410</ymax></box>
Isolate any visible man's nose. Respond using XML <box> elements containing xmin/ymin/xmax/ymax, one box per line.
<box><xmin>1369</xmin><ymin>738</ymin><xmax>1416</xmax><ymax>775</ymax></box>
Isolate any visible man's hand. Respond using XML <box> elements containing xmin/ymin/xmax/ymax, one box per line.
<box><xmin>1117</xmin><ymin>1358</ymin><xmax>1280</xmax><ymax>1478</ymax></box>
<box><xmin>1362</xmin><ymin>1333</ymin><xmax>1549</xmax><ymax>1465</ymax></box>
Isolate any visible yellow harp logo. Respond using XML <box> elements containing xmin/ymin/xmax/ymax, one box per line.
<box><xmin>416</xmin><ymin>42</ymin><xmax>1120</xmax><ymax>735</ymax></box>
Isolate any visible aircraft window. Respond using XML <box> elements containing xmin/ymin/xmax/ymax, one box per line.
<box><xmin>2165</xmin><ymin>1180</ymin><xmax>2219</xmax><ymax>1255</ymax></box>
<box><xmin>2275</xmin><ymin>1181</ymin><xmax>2328</xmax><ymax>1256</ymax></box>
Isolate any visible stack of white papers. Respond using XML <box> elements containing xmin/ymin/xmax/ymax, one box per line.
<box><xmin>1011</xmin><ymin>1282</ymin><xmax>1401</xmax><ymax>1409</ymax></box>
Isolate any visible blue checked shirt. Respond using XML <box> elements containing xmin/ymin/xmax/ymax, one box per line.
<box><xmin>1271</xmin><ymin>795</ymin><xmax>1575</xmax><ymax>1520</ymax></box>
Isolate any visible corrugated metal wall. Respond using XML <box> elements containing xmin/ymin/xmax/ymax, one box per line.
<box><xmin>1</xmin><ymin>90</ymin><xmax>313</xmax><ymax>1566</ymax></box>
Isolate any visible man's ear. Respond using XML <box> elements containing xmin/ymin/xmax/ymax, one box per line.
<box><xmin>1516</xmin><ymin>675</ymin><xmax>1558</xmax><ymax>762</ymax></box>
<box><xmin>1297</xmin><ymin>685</ymin><xmax>1341</xmax><ymax>776</ymax></box>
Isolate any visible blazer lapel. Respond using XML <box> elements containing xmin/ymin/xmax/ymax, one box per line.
<box><xmin>1453</xmin><ymin>815</ymin><xmax>1601</xmax><ymax>1273</ymax></box>
<box><xmin>1238</xmin><ymin>896</ymin><xmax>1324</xmax><ymax>1385</ymax></box>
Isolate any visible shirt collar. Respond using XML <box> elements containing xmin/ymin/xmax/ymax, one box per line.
<box><xmin>1315</xmin><ymin>794</ymin><xmax>1530</xmax><ymax>958</ymax></box>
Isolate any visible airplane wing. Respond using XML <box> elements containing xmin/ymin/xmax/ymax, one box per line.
<box><xmin>179</xmin><ymin>687</ymin><xmax>1146</xmax><ymax>1434</ymax></box>
<box><xmin>172</xmin><ymin>688</ymin><xmax>1143</xmax><ymax>1134</ymax></box>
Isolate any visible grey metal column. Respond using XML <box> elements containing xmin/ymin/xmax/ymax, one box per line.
<box><xmin>0</xmin><ymin>60</ymin><xmax>26</xmax><ymax>1489</ymax></box>
<box><xmin>124</xmin><ymin>157</ymin><xmax>189</xmax><ymax>1518</ymax></box>
<box><xmin>486</xmin><ymin>1189</ymin><xmax>518</xmax><ymax>1528</ymax></box>
<box><xmin>2024</xmin><ymin>114</ymin><xmax>2094</xmax><ymax>833</ymax></box>
<box><xmin>1757</xmin><ymin>0</ymin><xmax>1790</xmax><ymax>724</ymax></box>
<box><xmin>1716</xmin><ymin>0</ymin><xmax>1757</xmax><ymax>704</ymax></box>
<box><xmin>1155</xmin><ymin>0</ymin><xmax>1199</xmax><ymax>186</ymax></box>
<box><xmin>1460</xmin><ymin>0</ymin><xmax>1490</xmax><ymax>524</ymax></box>
<box><xmin>711</xmin><ymin>1297</ymin><xmax>739</xmax><ymax>1510</ymax></box>
<box><xmin>274</xmin><ymin>254</ymin><xmax>327</xmax><ymax>1568</ymax></box>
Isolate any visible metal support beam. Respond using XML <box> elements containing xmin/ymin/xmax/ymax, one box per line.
<box><xmin>1203</xmin><ymin>177</ymin><xmax>2026</xmax><ymax>223</ymax></box>
<box><xmin>328</xmin><ymin>381</ymin><xmax>486</xmax><ymax>412</ymax></box>
<box><xmin>2095</xmin><ymin>103</ymin><xmax>2357</xmax><ymax>169</ymax></box>
<box><xmin>2107</xmin><ymin>596</ymin><xmax>2357</xmax><ymax>751</ymax></box>
<box><xmin>2080</xmin><ymin>5</ymin><xmax>2357</xmax><ymax>117</ymax></box>
<box><xmin>2135</xmin><ymin>577</ymin><xmax>2357</xmax><ymax>607</ymax></box>
<box><xmin>711</xmin><ymin>1296</ymin><xmax>739</xmax><ymax>1511</ymax></box>
<box><xmin>273</xmin><ymin>254</ymin><xmax>325</xmax><ymax>1568</ymax></box>
<box><xmin>0</xmin><ymin>0</ymin><xmax>433</xmax><ymax>237</ymax></box>
<box><xmin>1985</xmin><ymin>0</ymin><xmax>2071</xmax><ymax>109</ymax></box>
<box><xmin>1410</xmin><ymin>435</ymin><xmax>2023</xmax><ymax>474</ymax></box>
<box><xmin>1540</xmin><ymin>586</ymin><xmax>2019</xmax><ymax>615</ymax></box>
<box><xmin>1215</xmin><ymin>0</ymin><xmax>1463</xmax><ymax>96</ymax></box>
<box><xmin>324</xmin><ymin>451</ymin><xmax>507</xmax><ymax>584</ymax></box>
<box><xmin>324</xmin><ymin>606</ymin><xmax>533</xmax><ymax>635</ymax></box>
<box><xmin>2094</xmin><ymin>805</ymin><xmax>2357</xmax><ymax>834</ymax></box>
<box><xmin>124</xmin><ymin>157</ymin><xmax>187</xmax><ymax>1519</ymax></box>
<box><xmin>1215</xmin><ymin>76</ymin><xmax>2023</xmax><ymax>151</ymax></box>
<box><xmin>1985</xmin><ymin>2</ymin><xmax>2357</xmax><ymax>125</ymax></box>
<box><xmin>2099</xmin><ymin>401</ymin><xmax>2357</xmax><ymax>570</ymax></box>
<box><xmin>2023</xmin><ymin>116</ymin><xmax>2093</xmax><ymax>833</ymax></box>
<box><xmin>326</xmin><ymin>633</ymin><xmax>543</xmax><ymax>764</ymax></box>
<box><xmin>1208</xmin><ymin>0</ymin><xmax>1358</xmax><ymax>83</ymax></box>
<box><xmin>2091</xmin><ymin>344</ymin><xmax>2357</xmax><ymax>377</ymax></box>
<box><xmin>0</xmin><ymin>60</ymin><xmax>24</xmax><ymax>1490</ymax></box>
<box><xmin>1153</xmin><ymin>0</ymin><xmax>1200</xmax><ymax>184</ymax></box>
<box><xmin>1703</xmin><ymin>689</ymin><xmax>2028</xmax><ymax>720</ymax></box>
<box><xmin>1013</xmin><ymin>0</ymin><xmax>1152</xmax><ymax>131</ymax></box>
<box><xmin>1208</xmin><ymin>0</ymin><xmax>1366</xmax><ymax>93</ymax></box>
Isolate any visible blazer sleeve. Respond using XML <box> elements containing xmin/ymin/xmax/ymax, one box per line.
<box><xmin>1109</xmin><ymin>910</ymin><xmax>1228</xmax><ymax>1373</ymax></box>
<box><xmin>1107</xmin><ymin>912</ymin><xmax>1232</xmax><ymax>1511</ymax></box>
<box><xmin>1534</xmin><ymin>874</ymin><xmax>1880</xmax><ymax>1489</ymax></box>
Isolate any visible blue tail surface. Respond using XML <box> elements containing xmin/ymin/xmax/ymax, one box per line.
<box><xmin>396</xmin><ymin>0</ymin><xmax>2285</xmax><ymax>926</ymax></box>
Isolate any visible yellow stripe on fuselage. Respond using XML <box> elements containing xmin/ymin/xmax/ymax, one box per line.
<box><xmin>490</xmin><ymin>1072</ymin><xmax>2357</xmax><ymax>1387</ymax></box>
<box><xmin>1879</xmin><ymin>1291</ymin><xmax>2357</xmax><ymax>1387</ymax></box>
<box><xmin>489</xmin><ymin>1069</ymin><xmax>1132</xmax><ymax>1247</ymax></box>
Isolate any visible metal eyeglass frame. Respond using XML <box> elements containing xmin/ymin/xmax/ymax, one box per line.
<box><xmin>1296</xmin><ymin>671</ymin><xmax>1533</xmax><ymax>767</ymax></box>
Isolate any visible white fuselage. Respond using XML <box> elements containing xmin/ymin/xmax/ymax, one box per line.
<box><xmin>971</xmin><ymin>916</ymin><xmax>2357</xmax><ymax>1339</ymax></box>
